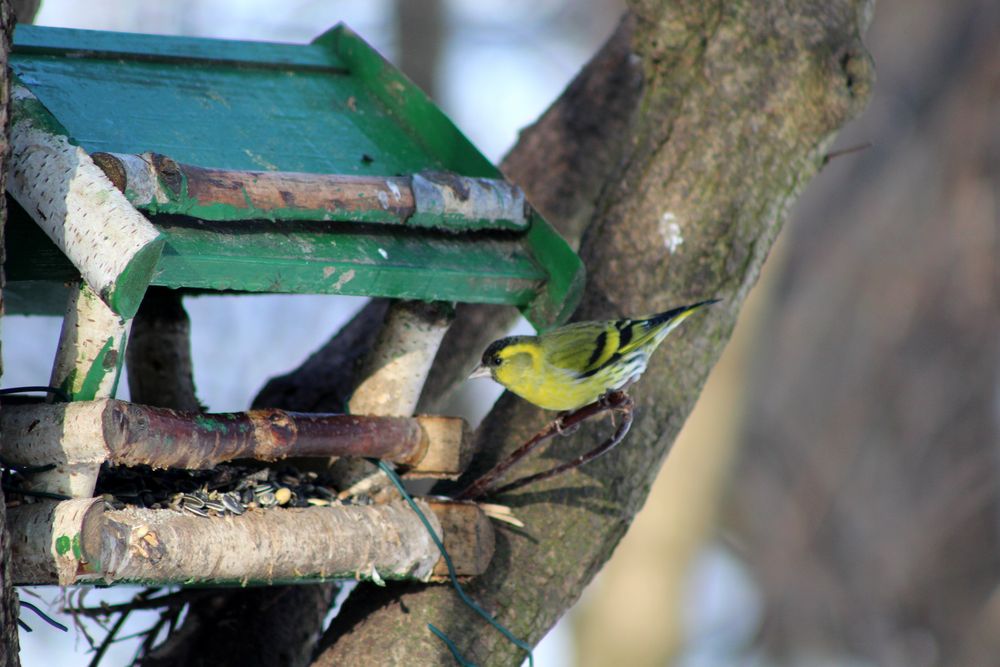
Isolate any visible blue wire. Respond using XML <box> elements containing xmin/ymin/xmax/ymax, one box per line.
<box><xmin>372</xmin><ymin>459</ymin><xmax>534</xmax><ymax>666</ymax></box>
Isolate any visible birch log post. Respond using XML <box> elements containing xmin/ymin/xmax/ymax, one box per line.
<box><xmin>48</xmin><ymin>282</ymin><xmax>129</xmax><ymax>404</ymax></box>
<box><xmin>333</xmin><ymin>300</ymin><xmax>456</xmax><ymax>497</ymax></box>
<box><xmin>349</xmin><ymin>300</ymin><xmax>456</xmax><ymax>417</ymax></box>
<box><xmin>7</xmin><ymin>84</ymin><xmax>164</xmax><ymax>320</ymax></box>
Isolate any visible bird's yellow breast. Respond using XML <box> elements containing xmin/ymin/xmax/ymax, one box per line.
<box><xmin>493</xmin><ymin>341</ymin><xmax>615</xmax><ymax>411</ymax></box>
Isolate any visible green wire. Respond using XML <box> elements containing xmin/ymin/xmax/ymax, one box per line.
<box><xmin>372</xmin><ymin>459</ymin><xmax>534</xmax><ymax>667</ymax></box>
<box><xmin>428</xmin><ymin>623</ymin><xmax>476</xmax><ymax>667</ymax></box>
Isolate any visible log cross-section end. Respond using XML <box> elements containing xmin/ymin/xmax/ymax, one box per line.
<box><xmin>428</xmin><ymin>500</ymin><xmax>495</xmax><ymax>580</ymax></box>
<box><xmin>406</xmin><ymin>416</ymin><xmax>474</xmax><ymax>478</ymax></box>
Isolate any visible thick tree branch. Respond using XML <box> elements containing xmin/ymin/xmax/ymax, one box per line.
<box><xmin>126</xmin><ymin>288</ymin><xmax>200</xmax><ymax>412</ymax></box>
<box><xmin>316</xmin><ymin>2</ymin><xmax>873</xmax><ymax>664</ymax></box>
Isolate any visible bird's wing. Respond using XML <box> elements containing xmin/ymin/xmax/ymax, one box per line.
<box><xmin>543</xmin><ymin>321</ymin><xmax>627</xmax><ymax>376</ymax></box>
<box><xmin>542</xmin><ymin>302</ymin><xmax>716</xmax><ymax>379</ymax></box>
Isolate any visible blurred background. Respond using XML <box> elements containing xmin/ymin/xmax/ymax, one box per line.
<box><xmin>5</xmin><ymin>0</ymin><xmax>998</xmax><ymax>665</ymax></box>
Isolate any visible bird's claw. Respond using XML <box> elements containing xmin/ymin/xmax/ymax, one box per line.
<box><xmin>553</xmin><ymin>412</ymin><xmax>580</xmax><ymax>437</ymax></box>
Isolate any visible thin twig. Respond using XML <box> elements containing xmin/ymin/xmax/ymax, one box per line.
<box><xmin>134</xmin><ymin>614</ymin><xmax>171</xmax><ymax>664</ymax></box>
<box><xmin>2</xmin><ymin>485</ymin><xmax>71</xmax><ymax>501</ymax></box>
<box><xmin>68</xmin><ymin>589</ymin><xmax>201</xmax><ymax>617</ymax></box>
<box><xmin>457</xmin><ymin>391</ymin><xmax>632</xmax><ymax>500</ymax></box>
<box><xmin>822</xmin><ymin>141</ymin><xmax>872</xmax><ymax>165</ymax></box>
<box><xmin>68</xmin><ymin>589</ymin><xmax>99</xmax><ymax>652</ymax></box>
<box><xmin>489</xmin><ymin>397</ymin><xmax>634</xmax><ymax>496</ymax></box>
<box><xmin>88</xmin><ymin>609</ymin><xmax>130</xmax><ymax>667</ymax></box>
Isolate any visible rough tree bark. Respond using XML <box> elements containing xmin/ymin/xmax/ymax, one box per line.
<box><xmin>730</xmin><ymin>0</ymin><xmax>1000</xmax><ymax>664</ymax></box>
<box><xmin>142</xmin><ymin>1</ymin><xmax>873</xmax><ymax>664</ymax></box>
<box><xmin>0</xmin><ymin>0</ymin><xmax>21</xmax><ymax>667</ymax></box>
<box><xmin>126</xmin><ymin>288</ymin><xmax>201</xmax><ymax>411</ymax></box>
<box><xmin>0</xmin><ymin>0</ymin><xmax>21</xmax><ymax>663</ymax></box>
<box><xmin>315</xmin><ymin>1</ymin><xmax>874</xmax><ymax>664</ymax></box>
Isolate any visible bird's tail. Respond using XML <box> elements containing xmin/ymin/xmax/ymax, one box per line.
<box><xmin>646</xmin><ymin>299</ymin><xmax>719</xmax><ymax>338</ymax></box>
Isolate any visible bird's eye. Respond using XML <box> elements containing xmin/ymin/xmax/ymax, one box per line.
<box><xmin>491</xmin><ymin>353</ymin><xmax>502</xmax><ymax>366</ymax></box>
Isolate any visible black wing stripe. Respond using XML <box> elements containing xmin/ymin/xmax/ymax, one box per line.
<box><xmin>586</xmin><ymin>331</ymin><xmax>609</xmax><ymax>369</ymax></box>
<box><xmin>615</xmin><ymin>320</ymin><xmax>634</xmax><ymax>349</ymax></box>
<box><xmin>580</xmin><ymin>349</ymin><xmax>623</xmax><ymax>379</ymax></box>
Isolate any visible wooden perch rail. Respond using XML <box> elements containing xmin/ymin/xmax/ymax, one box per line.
<box><xmin>91</xmin><ymin>151</ymin><xmax>529</xmax><ymax>232</ymax></box>
<box><xmin>1</xmin><ymin>399</ymin><xmax>472</xmax><ymax>497</ymax></box>
<box><xmin>8</xmin><ymin>498</ymin><xmax>493</xmax><ymax>586</ymax></box>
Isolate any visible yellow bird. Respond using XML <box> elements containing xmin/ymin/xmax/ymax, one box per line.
<box><xmin>469</xmin><ymin>300</ymin><xmax>718</xmax><ymax>411</ymax></box>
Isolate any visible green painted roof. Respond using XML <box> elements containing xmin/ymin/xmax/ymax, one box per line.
<box><xmin>6</xmin><ymin>24</ymin><xmax>583</xmax><ymax>329</ymax></box>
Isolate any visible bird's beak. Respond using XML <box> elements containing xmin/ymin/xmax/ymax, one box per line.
<box><xmin>467</xmin><ymin>363</ymin><xmax>491</xmax><ymax>380</ymax></box>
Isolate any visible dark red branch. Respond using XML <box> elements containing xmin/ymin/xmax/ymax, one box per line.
<box><xmin>456</xmin><ymin>391</ymin><xmax>633</xmax><ymax>500</ymax></box>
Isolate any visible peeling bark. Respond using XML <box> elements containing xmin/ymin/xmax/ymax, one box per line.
<box><xmin>8</xmin><ymin>499</ymin><xmax>491</xmax><ymax>586</ymax></box>
<box><xmin>1</xmin><ymin>400</ymin><xmax>472</xmax><ymax>488</ymax></box>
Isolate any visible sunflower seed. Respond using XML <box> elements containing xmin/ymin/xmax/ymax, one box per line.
<box><xmin>184</xmin><ymin>503</ymin><xmax>208</xmax><ymax>517</ymax></box>
<box><xmin>222</xmin><ymin>493</ymin><xmax>244</xmax><ymax>514</ymax></box>
<box><xmin>204</xmin><ymin>500</ymin><xmax>226</xmax><ymax>513</ymax></box>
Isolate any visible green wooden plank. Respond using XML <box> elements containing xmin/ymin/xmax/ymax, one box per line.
<box><xmin>151</xmin><ymin>217</ymin><xmax>546</xmax><ymax>305</ymax></box>
<box><xmin>316</xmin><ymin>25</ymin><xmax>496</xmax><ymax>179</ymax></box>
<box><xmin>14</xmin><ymin>24</ymin><xmax>342</xmax><ymax>69</ymax></box>
<box><xmin>522</xmin><ymin>211</ymin><xmax>586</xmax><ymax>329</ymax></box>
<box><xmin>11</xmin><ymin>56</ymin><xmax>434</xmax><ymax>175</ymax></box>
<box><xmin>4</xmin><ymin>202</ymin><xmax>546</xmax><ymax>310</ymax></box>
<box><xmin>316</xmin><ymin>25</ymin><xmax>585</xmax><ymax>326</ymax></box>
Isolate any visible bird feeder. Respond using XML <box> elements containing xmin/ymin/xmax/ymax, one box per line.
<box><xmin>2</xmin><ymin>24</ymin><xmax>582</xmax><ymax>586</ymax></box>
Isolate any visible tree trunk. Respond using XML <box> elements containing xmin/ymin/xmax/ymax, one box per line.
<box><xmin>316</xmin><ymin>2</ymin><xmax>873</xmax><ymax>664</ymax></box>
<box><xmin>729</xmin><ymin>0</ymin><xmax>1000</xmax><ymax>664</ymax></box>
<box><xmin>0</xmin><ymin>0</ymin><xmax>22</xmax><ymax>663</ymax></box>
